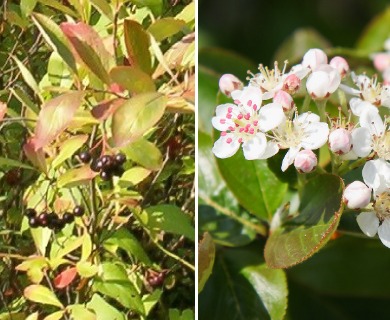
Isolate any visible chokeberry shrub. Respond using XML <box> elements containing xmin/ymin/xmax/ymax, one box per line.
<box><xmin>0</xmin><ymin>0</ymin><xmax>194</xmax><ymax>319</ymax></box>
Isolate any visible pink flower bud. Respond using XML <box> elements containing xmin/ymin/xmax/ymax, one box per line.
<box><xmin>302</xmin><ymin>48</ymin><xmax>328</xmax><ymax>70</ymax></box>
<box><xmin>0</xmin><ymin>102</ymin><xmax>6</xmax><ymax>121</ymax></box>
<box><xmin>330</xmin><ymin>56</ymin><xmax>349</xmax><ymax>78</ymax></box>
<box><xmin>384</xmin><ymin>68</ymin><xmax>390</xmax><ymax>85</ymax></box>
<box><xmin>328</xmin><ymin>128</ymin><xmax>352</xmax><ymax>154</ymax></box>
<box><xmin>294</xmin><ymin>149</ymin><xmax>317</xmax><ymax>173</ymax></box>
<box><xmin>343</xmin><ymin>181</ymin><xmax>372</xmax><ymax>209</ymax></box>
<box><xmin>219</xmin><ymin>74</ymin><xmax>243</xmax><ymax>97</ymax></box>
<box><xmin>373</xmin><ymin>53</ymin><xmax>390</xmax><ymax>72</ymax></box>
<box><xmin>283</xmin><ymin>74</ymin><xmax>301</xmax><ymax>94</ymax></box>
<box><xmin>306</xmin><ymin>65</ymin><xmax>341</xmax><ymax>99</ymax></box>
<box><xmin>273</xmin><ymin>90</ymin><xmax>294</xmax><ymax>111</ymax></box>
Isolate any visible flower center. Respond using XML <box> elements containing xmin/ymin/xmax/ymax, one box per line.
<box><xmin>375</xmin><ymin>192</ymin><xmax>390</xmax><ymax>221</ymax></box>
<box><xmin>250</xmin><ymin>61</ymin><xmax>288</xmax><ymax>93</ymax></box>
<box><xmin>359</xmin><ymin>76</ymin><xmax>383</xmax><ymax>105</ymax></box>
<box><xmin>272</xmin><ymin>120</ymin><xmax>304</xmax><ymax>148</ymax></box>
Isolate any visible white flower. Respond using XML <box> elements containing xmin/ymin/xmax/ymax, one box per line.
<box><xmin>329</xmin><ymin>56</ymin><xmax>349</xmax><ymax>78</ymax></box>
<box><xmin>302</xmin><ymin>48</ymin><xmax>328</xmax><ymax>70</ymax></box>
<box><xmin>212</xmin><ymin>87</ymin><xmax>285</xmax><ymax>160</ymax></box>
<box><xmin>356</xmin><ymin>159</ymin><xmax>390</xmax><ymax>248</ymax></box>
<box><xmin>294</xmin><ymin>149</ymin><xmax>317</xmax><ymax>173</ymax></box>
<box><xmin>306</xmin><ymin>65</ymin><xmax>341</xmax><ymax>99</ymax></box>
<box><xmin>328</xmin><ymin>128</ymin><xmax>352</xmax><ymax>155</ymax></box>
<box><xmin>270</xmin><ymin>112</ymin><xmax>329</xmax><ymax>171</ymax></box>
<box><xmin>344</xmin><ymin>181</ymin><xmax>372</xmax><ymax>209</ymax></box>
<box><xmin>219</xmin><ymin>74</ymin><xmax>243</xmax><ymax>97</ymax></box>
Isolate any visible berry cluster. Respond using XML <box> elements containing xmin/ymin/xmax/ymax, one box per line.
<box><xmin>26</xmin><ymin>205</ymin><xmax>85</xmax><ymax>231</ymax></box>
<box><xmin>84</xmin><ymin>152</ymin><xmax>127</xmax><ymax>181</ymax></box>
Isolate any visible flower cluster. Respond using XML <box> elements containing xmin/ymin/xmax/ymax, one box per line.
<box><xmin>212</xmin><ymin>46</ymin><xmax>390</xmax><ymax>247</ymax></box>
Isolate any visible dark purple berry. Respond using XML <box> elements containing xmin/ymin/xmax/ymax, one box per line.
<box><xmin>100</xmin><ymin>170</ymin><xmax>112</xmax><ymax>181</ymax></box>
<box><xmin>73</xmin><ymin>206</ymin><xmax>85</xmax><ymax>217</ymax></box>
<box><xmin>114</xmin><ymin>153</ymin><xmax>126</xmax><ymax>165</ymax></box>
<box><xmin>25</xmin><ymin>208</ymin><xmax>36</xmax><ymax>218</ymax></box>
<box><xmin>63</xmin><ymin>212</ymin><xmax>74</xmax><ymax>224</ymax></box>
<box><xmin>100</xmin><ymin>155</ymin><xmax>112</xmax><ymax>165</ymax></box>
<box><xmin>28</xmin><ymin>217</ymin><xmax>39</xmax><ymax>228</ymax></box>
<box><xmin>112</xmin><ymin>166</ymin><xmax>125</xmax><ymax>177</ymax></box>
<box><xmin>148</xmin><ymin>273</ymin><xmax>165</xmax><ymax>287</ymax></box>
<box><xmin>78</xmin><ymin>151</ymin><xmax>91</xmax><ymax>163</ymax></box>
<box><xmin>90</xmin><ymin>159</ymin><xmax>103</xmax><ymax>172</ymax></box>
<box><xmin>38</xmin><ymin>213</ymin><xmax>49</xmax><ymax>227</ymax></box>
<box><xmin>53</xmin><ymin>218</ymin><xmax>66</xmax><ymax>231</ymax></box>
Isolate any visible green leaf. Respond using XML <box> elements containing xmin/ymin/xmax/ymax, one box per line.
<box><xmin>109</xmin><ymin>66</ymin><xmax>156</xmax><ymax>94</ymax></box>
<box><xmin>24</xmin><ymin>285</ymin><xmax>63</xmax><ymax>308</ymax></box>
<box><xmin>142</xmin><ymin>289</ymin><xmax>162</xmax><ymax>317</ymax></box>
<box><xmin>148</xmin><ymin>18</ymin><xmax>187</xmax><ymax>42</ymax></box>
<box><xmin>53</xmin><ymin>235</ymin><xmax>84</xmax><ymax>259</ymax></box>
<box><xmin>130</xmin><ymin>0</ymin><xmax>162</xmax><ymax>17</ymax></box>
<box><xmin>199</xmin><ymin>241</ymin><xmax>288</xmax><ymax>320</ymax></box>
<box><xmin>144</xmin><ymin>204</ymin><xmax>194</xmax><ymax>241</ymax></box>
<box><xmin>264</xmin><ymin>174</ymin><xmax>344</xmax><ymax>269</ymax></box>
<box><xmin>198</xmin><ymin>233</ymin><xmax>215</xmax><ymax>294</ymax></box>
<box><xmin>90</xmin><ymin>0</ymin><xmax>113</xmax><ymax>20</ymax></box>
<box><xmin>51</xmin><ymin>135</ymin><xmax>88</xmax><ymax>168</ymax></box>
<box><xmin>111</xmin><ymin>92</ymin><xmax>167</xmax><ymax>147</ymax></box>
<box><xmin>216</xmin><ymin>147</ymin><xmax>288</xmax><ymax>221</ymax></box>
<box><xmin>11</xmin><ymin>55</ymin><xmax>41</xmax><ymax>99</ymax></box>
<box><xmin>57</xmin><ymin>165</ymin><xmax>97</xmax><ymax>188</ymax></box>
<box><xmin>37</xmin><ymin>0</ymin><xmax>78</xmax><ymax>17</ymax></box>
<box><xmin>118</xmin><ymin>167</ymin><xmax>151</xmax><ymax>187</ymax></box>
<box><xmin>169</xmin><ymin>309</ymin><xmax>194</xmax><ymax>320</ymax></box>
<box><xmin>21</xmin><ymin>0</ymin><xmax>37</xmax><ymax>17</ymax></box>
<box><xmin>124</xmin><ymin>19</ymin><xmax>152</xmax><ymax>74</ymax></box>
<box><xmin>67</xmin><ymin>305</ymin><xmax>96</xmax><ymax>320</ymax></box>
<box><xmin>0</xmin><ymin>157</ymin><xmax>36</xmax><ymax>171</ymax></box>
<box><xmin>30</xmin><ymin>226</ymin><xmax>52</xmax><ymax>256</ymax></box>
<box><xmin>103</xmin><ymin>228</ymin><xmax>152</xmax><ymax>265</ymax></box>
<box><xmin>31</xmin><ymin>13</ymin><xmax>77</xmax><ymax>74</ymax></box>
<box><xmin>76</xmin><ymin>261</ymin><xmax>98</xmax><ymax>278</ymax></box>
<box><xmin>357</xmin><ymin>7</ymin><xmax>390</xmax><ymax>53</ymax></box>
<box><xmin>93</xmin><ymin>263</ymin><xmax>145</xmax><ymax>315</ymax></box>
<box><xmin>87</xmin><ymin>294</ymin><xmax>125</xmax><ymax>320</ymax></box>
<box><xmin>43</xmin><ymin>311</ymin><xmax>65</xmax><ymax>320</ymax></box>
<box><xmin>198</xmin><ymin>68</ymin><xmax>219</xmax><ymax>134</ymax></box>
<box><xmin>123</xmin><ymin>138</ymin><xmax>162</xmax><ymax>170</ymax></box>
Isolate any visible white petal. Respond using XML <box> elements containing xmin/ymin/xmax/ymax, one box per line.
<box><xmin>301</xmin><ymin>122</ymin><xmax>329</xmax><ymax>149</ymax></box>
<box><xmin>349</xmin><ymin>98</ymin><xmax>377</xmax><ymax>117</ymax></box>
<box><xmin>215</xmin><ymin>103</ymin><xmax>236</xmax><ymax>117</ymax></box>
<box><xmin>339</xmin><ymin>84</ymin><xmax>360</xmax><ymax>96</ymax></box>
<box><xmin>362</xmin><ymin>159</ymin><xmax>390</xmax><ymax>196</ymax></box>
<box><xmin>281</xmin><ymin>146</ymin><xmax>301</xmax><ymax>172</ymax></box>
<box><xmin>356</xmin><ymin>212</ymin><xmax>379</xmax><ymax>237</ymax></box>
<box><xmin>378</xmin><ymin>219</ymin><xmax>390</xmax><ymax>248</ymax></box>
<box><xmin>211</xmin><ymin>116</ymin><xmax>235</xmax><ymax>131</ymax></box>
<box><xmin>306</xmin><ymin>71</ymin><xmax>329</xmax><ymax>98</ymax></box>
<box><xmin>257</xmin><ymin>141</ymin><xmax>280</xmax><ymax>159</ymax></box>
<box><xmin>242</xmin><ymin>133</ymin><xmax>267</xmax><ymax>160</ymax></box>
<box><xmin>258</xmin><ymin>103</ymin><xmax>286</xmax><ymax>131</ymax></box>
<box><xmin>212</xmin><ymin>135</ymin><xmax>240</xmax><ymax>159</ymax></box>
<box><xmin>351</xmin><ymin>127</ymin><xmax>372</xmax><ymax>157</ymax></box>
<box><xmin>359</xmin><ymin>109</ymin><xmax>385</xmax><ymax>136</ymax></box>
<box><xmin>296</xmin><ymin>112</ymin><xmax>320</xmax><ymax>125</ymax></box>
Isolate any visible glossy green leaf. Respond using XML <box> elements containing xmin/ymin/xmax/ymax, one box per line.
<box><xmin>264</xmin><ymin>174</ymin><xmax>344</xmax><ymax>269</ymax></box>
<box><xmin>76</xmin><ymin>261</ymin><xmax>98</xmax><ymax>278</ymax></box>
<box><xmin>130</xmin><ymin>0</ymin><xmax>162</xmax><ymax>16</ymax></box>
<box><xmin>87</xmin><ymin>294</ymin><xmax>125</xmax><ymax>320</ymax></box>
<box><xmin>216</xmin><ymin>148</ymin><xmax>288</xmax><ymax>221</ymax></box>
<box><xmin>118</xmin><ymin>167</ymin><xmax>151</xmax><ymax>187</ymax></box>
<box><xmin>51</xmin><ymin>134</ymin><xmax>88</xmax><ymax>168</ymax></box>
<box><xmin>111</xmin><ymin>92</ymin><xmax>167</xmax><ymax>147</ymax></box>
<box><xmin>148</xmin><ymin>18</ymin><xmax>187</xmax><ymax>42</ymax></box>
<box><xmin>24</xmin><ymin>285</ymin><xmax>63</xmax><ymax>308</ymax></box>
<box><xmin>93</xmin><ymin>262</ymin><xmax>145</xmax><ymax>315</ymax></box>
<box><xmin>198</xmin><ymin>232</ymin><xmax>215</xmax><ymax>293</ymax></box>
<box><xmin>31</xmin><ymin>13</ymin><xmax>77</xmax><ymax>74</ymax></box>
<box><xmin>57</xmin><ymin>165</ymin><xmax>97</xmax><ymax>188</ymax></box>
<box><xmin>124</xmin><ymin>138</ymin><xmax>163</xmax><ymax>171</ymax></box>
<box><xmin>199</xmin><ymin>241</ymin><xmax>288</xmax><ymax>320</ymax></box>
<box><xmin>109</xmin><ymin>66</ymin><xmax>155</xmax><ymax>94</ymax></box>
<box><xmin>12</xmin><ymin>56</ymin><xmax>41</xmax><ymax>98</ymax></box>
<box><xmin>103</xmin><ymin>228</ymin><xmax>152</xmax><ymax>265</ymax></box>
<box><xmin>0</xmin><ymin>157</ymin><xmax>36</xmax><ymax>171</ymax></box>
<box><xmin>124</xmin><ymin>19</ymin><xmax>152</xmax><ymax>74</ymax></box>
<box><xmin>144</xmin><ymin>204</ymin><xmax>195</xmax><ymax>241</ymax></box>
<box><xmin>357</xmin><ymin>7</ymin><xmax>390</xmax><ymax>53</ymax></box>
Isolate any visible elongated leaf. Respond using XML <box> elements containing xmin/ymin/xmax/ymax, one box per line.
<box><xmin>57</xmin><ymin>165</ymin><xmax>97</xmax><ymax>188</ymax></box>
<box><xmin>124</xmin><ymin>19</ymin><xmax>151</xmax><ymax>74</ymax></box>
<box><xmin>24</xmin><ymin>285</ymin><xmax>63</xmax><ymax>308</ymax></box>
<box><xmin>21</xmin><ymin>0</ymin><xmax>37</xmax><ymax>17</ymax></box>
<box><xmin>44</xmin><ymin>311</ymin><xmax>65</xmax><ymax>320</ymax></box>
<box><xmin>90</xmin><ymin>0</ymin><xmax>113</xmax><ymax>20</ymax></box>
<box><xmin>148</xmin><ymin>18</ymin><xmax>186</xmax><ymax>42</ymax></box>
<box><xmin>52</xmin><ymin>135</ymin><xmax>88</xmax><ymax>168</ymax></box>
<box><xmin>130</xmin><ymin>0</ymin><xmax>162</xmax><ymax>18</ymax></box>
<box><xmin>144</xmin><ymin>204</ymin><xmax>194</xmax><ymax>241</ymax></box>
<box><xmin>31</xmin><ymin>13</ymin><xmax>77</xmax><ymax>74</ymax></box>
<box><xmin>23</xmin><ymin>139</ymin><xmax>47</xmax><ymax>173</ymax></box>
<box><xmin>87</xmin><ymin>294</ymin><xmax>125</xmax><ymax>320</ymax></box>
<box><xmin>264</xmin><ymin>174</ymin><xmax>344</xmax><ymax>269</ymax></box>
<box><xmin>54</xmin><ymin>267</ymin><xmax>77</xmax><ymax>289</ymax></box>
<box><xmin>199</xmin><ymin>241</ymin><xmax>288</xmax><ymax>320</ymax></box>
<box><xmin>216</xmin><ymin>148</ymin><xmax>288</xmax><ymax>221</ymax></box>
<box><xmin>67</xmin><ymin>305</ymin><xmax>96</xmax><ymax>320</ymax></box>
<box><xmin>109</xmin><ymin>66</ymin><xmax>155</xmax><ymax>94</ymax></box>
<box><xmin>118</xmin><ymin>167</ymin><xmax>151</xmax><ymax>187</ymax></box>
<box><xmin>112</xmin><ymin>92</ymin><xmax>167</xmax><ymax>147</ymax></box>
<box><xmin>0</xmin><ymin>157</ymin><xmax>35</xmax><ymax>171</ymax></box>
<box><xmin>123</xmin><ymin>138</ymin><xmax>162</xmax><ymax>170</ymax></box>
<box><xmin>34</xmin><ymin>92</ymin><xmax>85</xmax><ymax>150</ymax></box>
<box><xmin>76</xmin><ymin>261</ymin><xmax>98</xmax><ymax>278</ymax></box>
<box><xmin>198</xmin><ymin>233</ymin><xmax>215</xmax><ymax>293</ymax></box>
<box><xmin>12</xmin><ymin>56</ymin><xmax>41</xmax><ymax>98</ymax></box>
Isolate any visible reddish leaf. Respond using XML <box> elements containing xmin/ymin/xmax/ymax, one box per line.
<box><xmin>54</xmin><ymin>267</ymin><xmax>77</xmax><ymax>289</ymax></box>
<box><xmin>0</xmin><ymin>102</ymin><xmax>7</xmax><ymax>121</ymax></box>
<box><xmin>23</xmin><ymin>138</ymin><xmax>47</xmax><ymax>173</ymax></box>
<box><xmin>34</xmin><ymin>92</ymin><xmax>85</xmax><ymax>150</ymax></box>
<box><xmin>91</xmin><ymin>98</ymin><xmax>124</xmax><ymax>121</ymax></box>
<box><xmin>61</xmin><ymin>22</ymin><xmax>114</xmax><ymax>84</ymax></box>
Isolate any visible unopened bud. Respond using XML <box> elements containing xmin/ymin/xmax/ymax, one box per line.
<box><xmin>283</xmin><ymin>74</ymin><xmax>301</xmax><ymax>94</ymax></box>
<box><xmin>273</xmin><ymin>90</ymin><xmax>294</xmax><ymax>111</ymax></box>
<box><xmin>328</xmin><ymin>128</ymin><xmax>352</xmax><ymax>155</ymax></box>
<box><xmin>219</xmin><ymin>74</ymin><xmax>243</xmax><ymax>97</ymax></box>
<box><xmin>330</xmin><ymin>56</ymin><xmax>349</xmax><ymax>78</ymax></box>
<box><xmin>306</xmin><ymin>65</ymin><xmax>341</xmax><ymax>99</ymax></box>
<box><xmin>343</xmin><ymin>181</ymin><xmax>372</xmax><ymax>209</ymax></box>
<box><xmin>0</xmin><ymin>102</ymin><xmax>6</xmax><ymax>121</ymax></box>
<box><xmin>294</xmin><ymin>149</ymin><xmax>317</xmax><ymax>173</ymax></box>
<box><xmin>302</xmin><ymin>48</ymin><xmax>328</xmax><ymax>70</ymax></box>
<box><xmin>373</xmin><ymin>53</ymin><xmax>390</xmax><ymax>72</ymax></box>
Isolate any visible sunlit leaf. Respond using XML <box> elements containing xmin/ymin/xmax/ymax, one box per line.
<box><xmin>51</xmin><ymin>135</ymin><xmax>88</xmax><ymax>168</ymax></box>
<box><xmin>87</xmin><ymin>294</ymin><xmax>125</xmax><ymax>320</ymax></box>
<box><xmin>67</xmin><ymin>305</ymin><xmax>96</xmax><ymax>320</ymax></box>
<box><xmin>148</xmin><ymin>18</ymin><xmax>187</xmax><ymax>42</ymax></box>
<box><xmin>24</xmin><ymin>285</ymin><xmax>63</xmax><ymax>308</ymax></box>
<box><xmin>123</xmin><ymin>138</ymin><xmax>162</xmax><ymax>170</ymax></box>
<box><xmin>57</xmin><ymin>165</ymin><xmax>98</xmax><ymax>188</ymax></box>
<box><xmin>109</xmin><ymin>66</ymin><xmax>155</xmax><ymax>94</ymax></box>
<box><xmin>54</xmin><ymin>267</ymin><xmax>77</xmax><ymax>289</ymax></box>
<box><xmin>118</xmin><ymin>167</ymin><xmax>151</xmax><ymax>187</ymax></box>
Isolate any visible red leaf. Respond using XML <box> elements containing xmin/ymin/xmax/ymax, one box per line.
<box><xmin>0</xmin><ymin>102</ymin><xmax>7</xmax><ymax>121</ymax></box>
<box><xmin>91</xmin><ymin>98</ymin><xmax>124</xmax><ymax>121</ymax></box>
<box><xmin>23</xmin><ymin>138</ymin><xmax>47</xmax><ymax>173</ymax></box>
<box><xmin>34</xmin><ymin>92</ymin><xmax>84</xmax><ymax>150</ymax></box>
<box><xmin>54</xmin><ymin>267</ymin><xmax>77</xmax><ymax>289</ymax></box>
